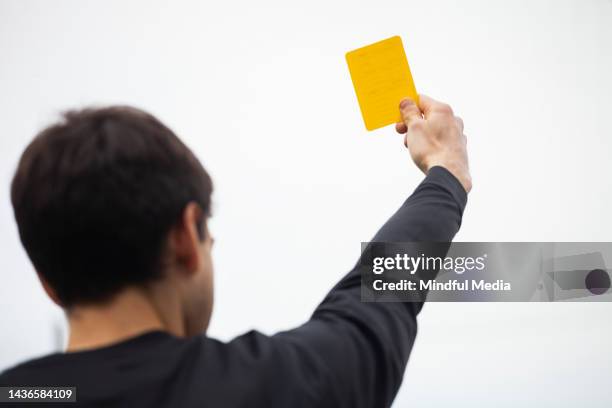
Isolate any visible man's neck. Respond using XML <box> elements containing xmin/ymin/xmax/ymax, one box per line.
<box><xmin>65</xmin><ymin>286</ymin><xmax>182</xmax><ymax>352</ymax></box>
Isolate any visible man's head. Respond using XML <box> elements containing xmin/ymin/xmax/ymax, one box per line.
<box><xmin>11</xmin><ymin>106</ymin><xmax>214</xmax><ymax>335</ymax></box>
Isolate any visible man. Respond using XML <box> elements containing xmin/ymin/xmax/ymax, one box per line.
<box><xmin>1</xmin><ymin>95</ymin><xmax>471</xmax><ymax>407</ymax></box>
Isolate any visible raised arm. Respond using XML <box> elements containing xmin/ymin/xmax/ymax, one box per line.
<box><xmin>273</xmin><ymin>168</ymin><xmax>467</xmax><ymax>407</ymax></box>
<box><xmin>227</xmin><ymin>95</ymin><xmax>471</xmax><ymax>407</ymax></box>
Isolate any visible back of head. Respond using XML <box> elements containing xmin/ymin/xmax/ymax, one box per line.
<box><xmin>11</xmin><ymin>106</ymin><xmax>213</xmax><ymax>308</ymax></box>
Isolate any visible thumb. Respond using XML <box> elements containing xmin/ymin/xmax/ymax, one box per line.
<box><xmin>399</xmin><ymin>98</ymin><xmax>422</xmax><ymax>129</ymax></box>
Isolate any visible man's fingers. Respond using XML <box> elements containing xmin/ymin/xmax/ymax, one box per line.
<box><xmin>399</xmin><ymin>98</ymin><xmax>422</xmax><ymax>128</ymax></box>
<box><xmin>395</xmin><ymin>121</ymin><xmax>407</xmax><ymax>134</ymax></box>
<box><xmin>418</xmin><ymin>94</ymin><xmax>453</xmax><ymax>118</ymax></box>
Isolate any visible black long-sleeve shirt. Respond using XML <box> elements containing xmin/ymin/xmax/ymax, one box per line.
<box><xmin>0</xmin><ymin>166</ymin><xmax>468</xmax><ymax>407</ymax></box>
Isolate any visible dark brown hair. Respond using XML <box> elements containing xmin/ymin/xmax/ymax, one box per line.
<box><xmin>11</xmin><ymin>106</ymin><xmax>213</xmax><ymax>307</ymax></box>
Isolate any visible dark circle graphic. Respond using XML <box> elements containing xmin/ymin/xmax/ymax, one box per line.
<box><xmin>585</xmin><ymin>269</ymin><xmax>611</xmax><ymax>295</ymax></box>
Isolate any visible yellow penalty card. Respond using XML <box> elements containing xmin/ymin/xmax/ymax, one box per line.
<box><xmin>345</xmin><ymin>36</ymin><xmax>418</xmax><ymax>131</ymax></box>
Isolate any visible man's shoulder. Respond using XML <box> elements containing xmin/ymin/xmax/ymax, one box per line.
<box><xmin>0</xmin><ymin>331</ymin><xmax>184</xmax><ymax>386</ymax></box>
<box><xmin>0</xmin><ymin>330</ymin><xmax>284</xmax><ymax>384</ymax></box>
<box><xmin>0</xmin><ymin>330</ymin><xmax>325</xmax><ymax>406</ymax></box>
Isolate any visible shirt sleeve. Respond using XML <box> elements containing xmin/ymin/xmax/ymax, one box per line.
<box><xmin>270</xmin><ymin>166</ymin><xmax>468</xmax><ymax>407</ymax></box>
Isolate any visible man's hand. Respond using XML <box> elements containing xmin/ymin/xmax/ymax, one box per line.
<box><xmin>395</xmin><ymin>95</ymin><xmax>472</xmax><ymax>193</ymax></box>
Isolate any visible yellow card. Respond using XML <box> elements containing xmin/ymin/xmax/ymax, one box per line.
<box><xmin>345</xmin><ymin>36</ymin><xmax>418</xmax><ymax>131</ymax></box>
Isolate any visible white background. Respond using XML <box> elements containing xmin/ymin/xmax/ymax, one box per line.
<box><xmin>1</xmin><ymin>0</ymin><xmax>611</xmax><ymax>406</ymax></box>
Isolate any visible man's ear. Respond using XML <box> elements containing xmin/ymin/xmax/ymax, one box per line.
<box><xmin>170</xmin><ymin>202</ymin><xmax>204</xmax><ymax>274</ymax></box>
<box><xmin>37</xmin><ymin>273</ymin><xmax>63</xmax><ymax>307</ymax></box>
